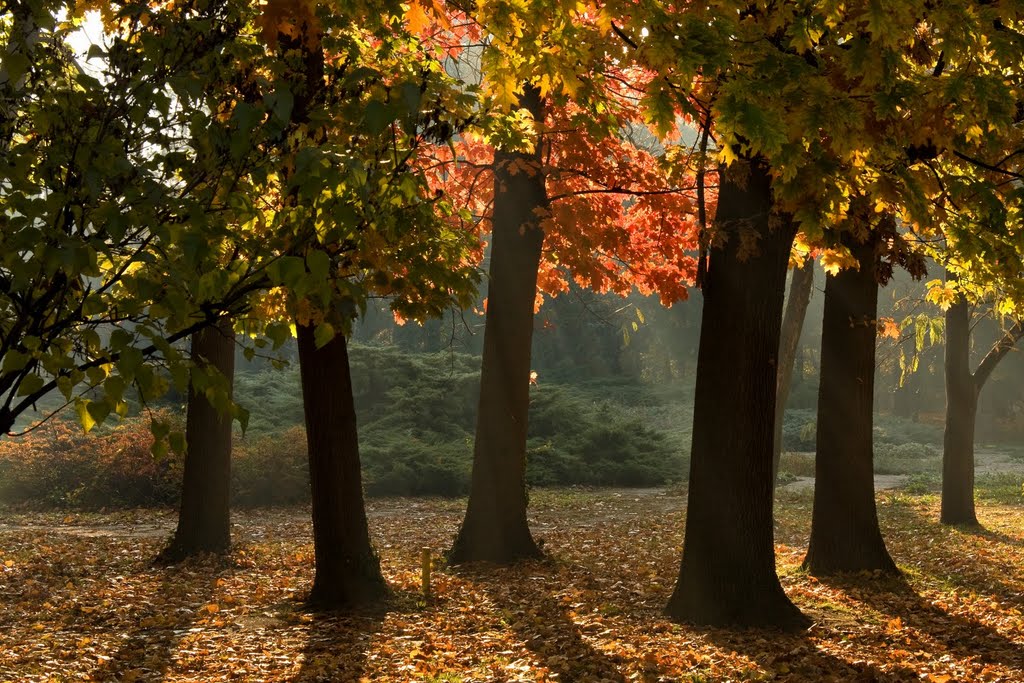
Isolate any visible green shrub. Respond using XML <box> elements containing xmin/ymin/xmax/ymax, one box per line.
<box><xmin>525</xmin><ymin>388</ymin><xmax>685</xmax><ymax>487</ymax></box>
<box><xmin>232</xmin><ymin>426</ymin><xmax>310</xmax><ymax>507</ymax></box>
<box><xmin>873</xmin><ymin>415</ymin><xmax>943</xmax><ymax>445</ymax></box>
<box><xmin>902</xmin><ymin>472</ymin><xmax>941</xmax><ymax>495</ymax></box>
<box><xmin>1</xmin><ymin>348</ymin><xmax>688</xmax><ymax>508</ymax></box>
<box><xmin>780</xmin><ymin>409</ymin><xmax>816</xmax><ymax>451</ymax></box>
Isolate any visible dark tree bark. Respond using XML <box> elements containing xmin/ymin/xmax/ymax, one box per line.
<box><xmin>297</xmin><ymin>322</ymin><xmax>387</xmax><ymax>607</ymax></box>
<box><xmin>773</xmin><ymin>260</ymin><xmax>814</xmax><ymax>483</ymax></box>
<box><xmin>158</xmin><ymin>317</ymin><xmax>236</xmax><ymax>563</ymax></box>
<box><xmin>665</xmin><ymin>156</ymin><xmax>807</xmax><ymax>629</ymax></box>
<box><xmin>941</xmin><ymin>293</ymin><xmax>978</xmax><ymax>525</ymax></box>
<box><xmin>803</xmin><ymin>230</ymin><xmax>898</xmax><ymax>575</ymax></box>
<box><xmin>449</xmin><ymin>87</ymin><xmax>546</xmax><ymax>565</ymax></box>
<box><xmin>941</xmin><ymin>284</ymin><xmax>1024</xmax><ymax>525</ymax></box>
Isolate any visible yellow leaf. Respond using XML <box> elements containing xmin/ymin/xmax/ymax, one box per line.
<box><xmin>926</xmin><ymin>284</ymin><xmax>958</xmax><ymax>311</ymax></box>
<box><xmin>75</xmin><ymin>399</ymin><xmax>97</xmax><ymax>434</ymax></box>
<box><xmin>819</xmin><ymin>247</ymin><xmax>859</xmax><ymax>276</ymax></box>
<box><xmin>405</xmin><ymin>1</ymin><xmax>430</xmax><ymax>35</ymax></box>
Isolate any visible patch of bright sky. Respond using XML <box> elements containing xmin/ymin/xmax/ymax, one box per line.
<box><xmin>61</xmin><ymin>9</ymin><xmax>107</xmax><ymax>75</ymax></box>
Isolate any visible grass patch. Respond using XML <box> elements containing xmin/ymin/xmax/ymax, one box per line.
<box><xmin>778</xmin><ymin>452</ymin><xmax>816</xmax><ymax>478</ymax></box>
<box><xmin>976</xmin><ymin>473</ymin><xmax>1024</xmax><ymax>505</ymax></box>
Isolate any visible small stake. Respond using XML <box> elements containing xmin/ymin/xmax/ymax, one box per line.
<box><xmin>421</xmin><ymin>548</ymin><xmax>431</xmax><ymax>600</ymax></box>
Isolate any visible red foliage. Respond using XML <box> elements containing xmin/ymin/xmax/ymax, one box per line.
<box><xmin>416</xmin><ymin>7</ymin><xmax>710</xmax><ymax>309</ymax></box>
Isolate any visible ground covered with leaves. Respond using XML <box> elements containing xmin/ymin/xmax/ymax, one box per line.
<box><xmin>2</xmin><ymin>489</ymin><xmax>1023</xmax><ymax>682</ymax></box>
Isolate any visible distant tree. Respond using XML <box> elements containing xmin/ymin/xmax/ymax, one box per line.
<box><xmin>448</xmin><ymin>86</ymin><xmax>548</xmax><ymax>564</ymax></box>
<box><xmin>158</xmin><ymin>318</ymin><xmax>236</xmax><ymax>563</ymax></box>
<box><xmin>940</xmin><ymin>279</ymin><xmax>1023</xmax><ymax>526</ymax></box>
<box><xmin>773</xmin><ymin>258</ymin><xmax>814</xmax><ymax>483</ymax></box>
<box><xmin>427</xmin><ymin>6</ymin><xmax>698</xmax><ymax>564</ymax></box>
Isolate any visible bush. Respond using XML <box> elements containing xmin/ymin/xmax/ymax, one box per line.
<box><xmin>0</xmin><ymin>348</ymin><xmax>688</xmax><ymax>508</ymax></box>
<box><xmin>780</xmin><ymin>409</ymin><xmax>817</xmax><ymax>451</ymax></box>
<box><xmin>873</xmin><ymin>415</ymin><xmax>943</xmax><ymax>445</ymax></box>
<box><xmin>232</xmin><ymin>427</ymin><xmax>310</xmax><ymax>507</ymax></box>
<box><xmin>0</xmin><ymin>414</ymin><xmax>182</xmax><ymax>509</ymax></box>
<box><xmin>777</xmin><ymin>452</ymin><xmax>815</xmax><ymax>478</ymax></box>
<box><xmin>902</xmin><ymin>473</ymin><xmax>941</xmax><ymax>495</ymax></box>
<box><xmin>525</xmin><ymin>388</ymin><xmax>685</xmax><ymax>487</ymax></box>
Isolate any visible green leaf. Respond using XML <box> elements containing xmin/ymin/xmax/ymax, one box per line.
<box><xmin>266</xmin><ymin>87</ymin><xmax>294</xmax><ymax>124</ymax></box>
<box><xmin>306</xmin><ymin>250</ymin><xmax>331</xmax><ymax>282</ymax></box>
<box><xmin>87</xmin><ymin>399</ymin><xmax>111</xmax><ymax>427</ymax></box>
<box><xmin>2</xmin><ymin>351</ymin><xmax>30</xmax><ymax>374</ymax></box>
<box><xmin>265</xmin><ymin>321</ymin><xmax>293</xmax><ymax>350</ymax></box>
<box><xmin>234</xmin><ymin>405</ymin><xmax>250</xmax><ymax>434</ymax></box>
<box><xmin>314</xmin><ymin>322</ymin><xmax>335</xmax><ymax>349</ymax></box>
<box><xmin>17</xmin><ymin>373</ymin><xmax>44</xmax><ymax>397</ymax></box>
<box><xmin>169</xmin><ymin>430</ymin><xmax>187</xmax><ymax>456</ymax></box>
<box><xmin>268</xmin><ymin>256</ymin><xmax>307</xmax><ymax>289</ymax></box>
<box><xmin>2</xmin><ymin>52</ymin><xmax>30</xmax><ymax>84</ymax></box>
<box><xmin>364</xmin><ymin>100</ymin><xmax>391</xmax><ymax>135</ymax></box>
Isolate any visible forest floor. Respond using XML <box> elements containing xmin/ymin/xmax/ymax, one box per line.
<box><xmin>1</xmin><ymin>487</ymin><xmax>1023</xmax><ymax>683</ymax></box>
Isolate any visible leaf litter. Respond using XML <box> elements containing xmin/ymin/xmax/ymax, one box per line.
<box><xmin>1</xmin><ymin>488</ymin><xmax>1022</xmax><ymax>682</ymax></box>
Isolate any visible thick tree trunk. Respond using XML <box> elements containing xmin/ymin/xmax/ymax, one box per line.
<box><xmin>803</xmin><ymin>231</ymin><xmax>898</xmax><ymax>575</ymax></box>
<box><xmin>297</xmin><ymin>322</ymin><xmax>387</xmax><ymax>607</ymax></box>
<box><xmin>773</xmin><ymin>261</ymin><xmax>814</xmax><ymax>483</ymax></box>
<box><xmin>158</xmin><ymin>317</ymin><xmax>236</xmax><ymax>563</ymax></box>
<box><xmin>941</xmin><ymin>293</ymin><xmax>978</xmax><ymax>525</ymax></box>
<box><xmin>449</xmin><ymin>87</ymin><xmax>545</xmax><ymax>565</ymax></box>
<box><xmin>665</xmin><ymin>156</ymin><xmax>807</xmax><ymax>629</ymax></box>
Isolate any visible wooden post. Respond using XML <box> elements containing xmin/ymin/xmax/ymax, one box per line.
<box><xmin>421</xmin><ymin>548</ymin><xmax>431</xmax><ymax>599</ymax></box>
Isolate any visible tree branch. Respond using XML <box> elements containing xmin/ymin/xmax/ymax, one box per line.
<box><xmin>973</xmin><ymin>319</ymin><xmax>1024</xmax><ymax>391</ymax></box>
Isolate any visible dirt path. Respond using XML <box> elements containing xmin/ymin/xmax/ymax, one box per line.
<box><xmin>779</xmin><ymin>445</ymin><xmax>1024</xmax><ymax>493</ymax></box>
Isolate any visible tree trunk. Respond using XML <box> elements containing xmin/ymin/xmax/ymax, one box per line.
<box><xmin>803</xmin><ymin>231</ymin><xmax>898</xmax><ymax>575</ymax></box>
<box><xmin>941</xmin><ymin>291</ymin><xmax>978</xmax><ymax>525</ymax></box>
<box><xmin>665</xmin><ymin>156</ymin><xmax>807</xmax><ymax>629</ymax></box>
<box><xmin>449</xmin><ymin>87</ymin><xmax>545</xmax><ymax>565</ymax></box>
<box><xmin>940</xmin><ymin>275</ymin><xmax>1023</xmax><ymax>526</ymax></box>
<box><xmin>158</xmin><ymin>317</ymin><xmax>235</xmax><ymax>563</ymax></box>
<box><xmin>942</xmin><ymin>296</ymin><xmax>974</xmax><ymax>528</ymax></box>
<box><xmin>773</xmin><ymin>261</ymin><xmax>814</xmax><ymax>483</ymax></box>
<box><xmin>297</xmin><ymin>322</ymin><xmax>387</xmax><ymax>607</ymax></box>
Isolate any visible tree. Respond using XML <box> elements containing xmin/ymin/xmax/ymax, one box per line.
<box><xmin>773</xmin><ymin>258</ymin><xmax>814</xmax><ymax>483</ymax></box>
<box><xmin>940</xmin><ymin>280</ymin><xmax>1023</xmax><ymax>526</ymax></box>
<box><xmin>158</xmin><ymin>317</ymin><xmax>236</xmax><ymax>563</ymax></box>
<box><xmin>803</xmin><ymin>219</ymin><xmax>898</xmax><ymax>575</ymax></box>
<box><xmin>296</xmin><ymin>320</ymin><xmax>387</xmax><ymax>605</ymax></box>
<box><xmin>252</xmin><ymin>0</ymin><xmax>480</xmax><ymax>606</ymax></box>
<box><xmin>448</xmin><ymin>87</ymin><xmax>548</xmax><ymax>564</ymax></box>
<box><xmin>0</xmin><ymin>0</ymin><xmax>277</xmax><ymax>437</ymax></box>
<box><xmin>665</xmin><ymin>155</ymin><xmax>807</xmax><ymax>628</ymax></box>
<box><xmin>426</xmin><ymin>6</ymin><xmax>699</xmax><ymax>563</ymax></box>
